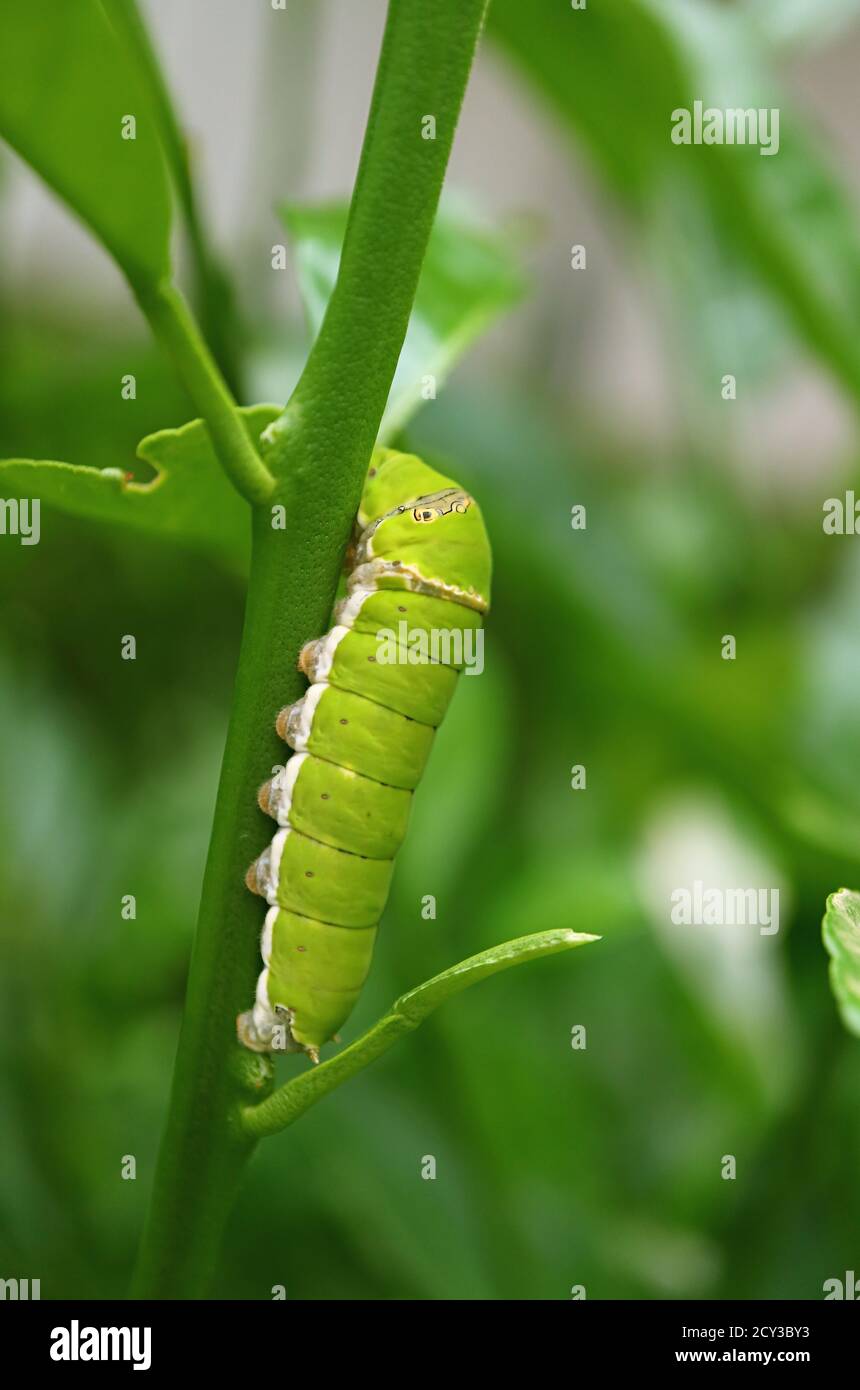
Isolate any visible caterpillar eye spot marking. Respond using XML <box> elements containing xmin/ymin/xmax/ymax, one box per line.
<box><xmin>237</xmin><ymin>448</ymin><xmax>491</xmax><ymax>1062</ymax></box>
<box><xmin>411</xmin><ymin>488</ymin><xmax>472</xmax><ymax>523</ymax></box>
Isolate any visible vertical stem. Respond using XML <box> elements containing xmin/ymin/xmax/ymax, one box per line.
<box><xmin>131</xmin><ymin>507</ymin><xmax>288</xmax><ymax>1299</ymax></box>
<box><xmin>263</xmin><ymin>0</ymin><xmax>490</xmax><ymax>492</ymax></box>
<box><xmin>132</xmin><ymin>0</ymin><xmax>488</xmax><ymax>1299</ymax></box>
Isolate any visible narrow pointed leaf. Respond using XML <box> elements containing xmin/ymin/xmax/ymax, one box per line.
<box><xmin>241</xmin><ymin>929</ymin><xmax>599</xmax><ymax>1139</ymax></box>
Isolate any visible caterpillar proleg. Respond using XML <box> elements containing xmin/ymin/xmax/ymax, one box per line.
<box><xmin>237</xmin><ymin>448</ymin><xmax>491</xmax><ymax>1060</ymax></box>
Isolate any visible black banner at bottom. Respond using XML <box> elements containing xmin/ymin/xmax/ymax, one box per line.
<box><xmin>0</xmin><ymin>1298</ymin><xmax>856</xmax><ymax>1373</ymax></box>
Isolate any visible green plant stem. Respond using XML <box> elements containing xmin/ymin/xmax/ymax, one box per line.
<box><xmin>130</xmin><ymin>504</ymin><xmax>284</xmax><ymax>1298</ymax></box>
<box><xmin>241</xmin><ymin>931</ymin><xmax>599</xmax><ymax>1140</ymax></box>
<box><xmin>262</xmin><ymin>0</ymin><xmax>489</xmax><ymax>490</ymax></box>
<box><xmin>136</xmin><ymin>281</ymin><xmax>274</xmax><ymax>505</ymax></box>
<box><xmin>102</xmin><ymin>0</ymin><xmax>245</xmax><ymax>394</ymax></box>
<box><xmin>132</xmin><ymin>0</ymin><xmax>488</xmax><ymax>1299</ymax></box>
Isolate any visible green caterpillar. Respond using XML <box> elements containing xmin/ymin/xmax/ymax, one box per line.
<box><xmin>237</xmin><ymin>448</ymin><xmax>491</xmax><ymax>1061</ymax></box>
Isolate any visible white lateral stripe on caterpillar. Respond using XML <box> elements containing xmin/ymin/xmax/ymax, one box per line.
<box><xmin>333</xmin><ymin>584</ymin><xmax>378</xmax><ymax>628</ymax></box>
<box><xmin>267</xmin><ymin>752</ymin><xmax>307</xmax><ymax>825</ymax></box>
<box><xmin>259</xmin><ymin>826</ymin><xmax>289</xmax><ymax>900</ymax></box>
<box><xmin>260</xmin><ymin>905</ymin><xmax>277</xmax><ymax>967</ymax></box>
<box><xmin>282</xmin><ymin>681</ymin><xmax>326</xmax><ymax>750</ymax></box>
<box><xmin>347</xmin><ymin>559</ymin><xmax>488</xmax><ymax>612</ymax></box>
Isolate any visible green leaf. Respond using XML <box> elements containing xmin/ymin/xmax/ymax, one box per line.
<box><xmin>822</xmin><ymin>889</ymin><xmax>860</xmax><ymax>1037</ymax></box>
<box><xmin>0</xmin><ymin>404</ymin><xmax>279</xmax><ymax>576</ymax></box>
<box><xmin>0</xmin><ymin>0</ymin><xmax>172</xmax><ymax>289</ymax></box>
<box><xmin>280</xmin><ymin>199</ymin><xmax>524</xmax><ymax>440</ymax></box>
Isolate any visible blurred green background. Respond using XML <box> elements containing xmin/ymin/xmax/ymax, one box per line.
<box><xmin>2</xmin><ymin>0</ymin><xmax>860</xmax><ymax>1300</ymax></box>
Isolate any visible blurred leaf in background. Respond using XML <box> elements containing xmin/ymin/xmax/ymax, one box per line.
<box><xmin>281</xmin><ymin>199</ymin><xmax>524</xmax><ymax>440</ymax></box>
<box><xmin>822</xmin><ymin>888</ymin><xmax>860</xmax><ymax>1036</ymax></box>
<box><xmin>489</xmin><ymin>0</ymin><xmax>860</xmax><ymax>409</ymax></box>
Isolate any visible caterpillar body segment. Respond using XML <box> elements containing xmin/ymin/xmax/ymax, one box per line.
<box><xmin>237</xmin><ymin>449</ymin><xmax>491</xmax><ymax>1059</ymax></box>
<box><xmin>300</xmin><ymin>626</ymin><xmax>460</xmax><ymax>726</ymax></box>
<box><xmin>334</xmin><ymin>588</ymin><xmax>484</xmax><ymax>665</ymax></box>
<box><xmin>280</xmin><ymin>683</ymin><xmax>436</xmax><ymax>789</ymax></box>
<box><xmin>258</xmin><ymin>754</ymin><xmax>412</xmax><ymax>860</ymax></box>
<box><xmin>248</xmin><ymin>825</ymin><xmax>394</xmax><ymax>927</ymax></box>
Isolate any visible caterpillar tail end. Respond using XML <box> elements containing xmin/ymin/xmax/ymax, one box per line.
<box><xmin>236</xmin><ymin>1008</ymin><xmax>323</xmax><ymax>1064</ymax></box>
<box><xmin>236</xmin><ymin>1009</ymin><xmax>273</xmax><ymax>1054</ymax></box>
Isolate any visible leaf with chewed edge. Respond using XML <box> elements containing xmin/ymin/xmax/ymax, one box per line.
<box><xmin>0</xmin><ymin>404</ymin><xmax>280</xmax><ymax>576</ymax></box>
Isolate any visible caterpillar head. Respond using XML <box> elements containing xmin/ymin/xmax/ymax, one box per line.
<box><xmin>352</xmin><ymin>486</ymin><xmax>490</xmax><ymax>613</ymax></box>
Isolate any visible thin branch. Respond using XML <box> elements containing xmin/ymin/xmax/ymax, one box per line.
<box><xmin>136</xmin><ymin>281</ymin><xmax>275</xmax><ymax>506</ymax></box>
<box><xmin>240</xmin><ymin>931</ymin><xmax>599</xmax><ymax>1140</ymax></box>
